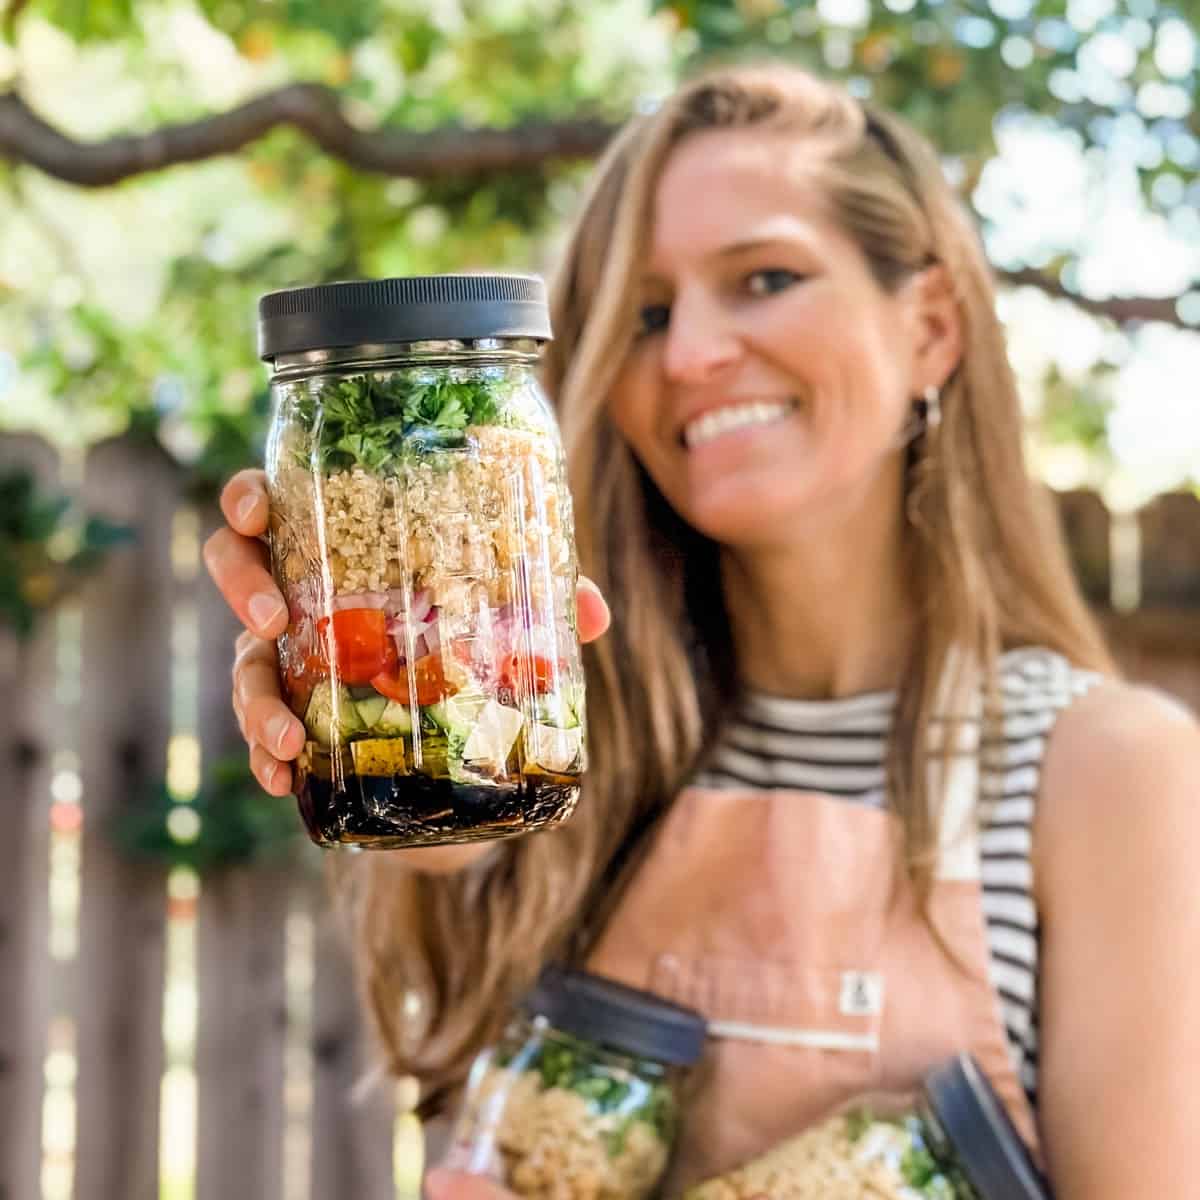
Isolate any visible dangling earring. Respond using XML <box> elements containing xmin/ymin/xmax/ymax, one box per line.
<box><xmin>895</xmin><ymin>384</ymin><xmax>943</xmax><ymax>451</ymax></box>
<box><xmin>919</xmin><ymin>384</ymin><xmax>942</xmax><ymax>434</ymax></box>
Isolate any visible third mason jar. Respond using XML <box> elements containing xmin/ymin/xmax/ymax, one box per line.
<box><xmin>258</xmin><ymin>274</ymin><xmax>586</xmax><ymax>849</ymax></box>
<box><xmin>684</xmin><ymin>1054</ymin><xmax>1052</xmax><ymax>1200</ymax></box>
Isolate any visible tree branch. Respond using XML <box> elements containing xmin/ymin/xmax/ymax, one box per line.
<box><xmin>0</xmin><ymin>84</ymin><xmax>617</xmax><ymax>185</ymax></box>
<box><xmin>0</xmin><ymin>84</ymin><xmax>1195</xmax><ymax>330</ymax></box>
<box><xmin>996</xmin><ymin>266</ymin><xmax>1194</xmax><ymax>330</ymax></box>
<box><xmin>2</xmin><ymin>0</ymin><xmax>32</xmax><ymax>44</ymax></box>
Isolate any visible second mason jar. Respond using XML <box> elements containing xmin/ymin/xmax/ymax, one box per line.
<box><xmin>443</xmin><ymin>966</ymin><xmax>708</xmax><ymax>1200</ymax></box>
<box><xmin>257</xmin><ymin>274</ymin><xmax>586</xmax><ymax>849</ymax></box>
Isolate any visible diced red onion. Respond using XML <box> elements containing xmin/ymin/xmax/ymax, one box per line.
<box><xmin>328</xmin><ymin>587</ymin><xmax>433</xmax><ymax>616</ymax></box>
<box><xmin>406</xmin><ymin>588</ymin><xmax>433</xmax><ymax>622</ymax></box>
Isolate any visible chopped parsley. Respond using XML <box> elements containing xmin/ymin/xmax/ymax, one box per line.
<box><xmin>495</xmin><ymin>1030</ymin><xmax>677</xmax><ymax>1156</ymax></box>
<box><xmin>291</xmin><ymin>369</ymin><xmax>515</xmax><ymax>473</ymax></box>
<box><xmin>846</xmin><ymin>1112</ymin><xmax>982</xmax><ymax>1199</ymax></box>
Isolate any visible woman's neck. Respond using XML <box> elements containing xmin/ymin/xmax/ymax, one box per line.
<box><xmin>720</xmin><ymin>465</ymin><xmax>915</xmax><ymax>701</ymax></box>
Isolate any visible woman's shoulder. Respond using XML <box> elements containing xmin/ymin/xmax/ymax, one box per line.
<box><xmin>1041</xmin><ymin>672</ymin><xmax>1198</xmax><ymax>787</ymax></box>
<box><xmin>1034</xmin><ymin>671</ymin><xmax>1200</xmax><ymax>888</ymax></box>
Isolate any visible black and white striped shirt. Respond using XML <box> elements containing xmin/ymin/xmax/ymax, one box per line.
<box><xmin>691</xmin><ymin>647</ymin><xmax>1101</xmax><ymax>1106</ymax></box>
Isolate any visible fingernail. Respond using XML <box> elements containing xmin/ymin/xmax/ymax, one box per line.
<box><xmin>266</xmin><ymin>714</ymin><xmax>292</xmax><ymax>754</ymax></box>
<box><xmin>235</xmin><ymin>492</ymin><xmax>261</xmax><ymax>527</ymax></box>
<box><xmin>249</xmin><ymin>592</ymin><xmax>285</xmax><ymax>632</ymax></box>
<box><xmin>264</xmin><ymin>760</ymin><xmax>281</xmax><ymax>791</ymax></box>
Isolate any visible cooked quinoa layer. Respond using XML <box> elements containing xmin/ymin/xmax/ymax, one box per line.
<box><xmin>464</xmin><ymin>1068</ymin><xmax>669</xmax><ymax>1200</ymax></box>
<box><xmin>270</xmin><ymin>424</ymin><xmax>571</xmax><ymax>605</ymax></box>
<box><xmin>684</xmin><ymin>1114</ymin><xmax>939</xmax><ymax>1200</ymax></box>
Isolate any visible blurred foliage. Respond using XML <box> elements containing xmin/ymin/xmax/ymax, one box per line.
<box><xmin>1036</xmin><ymin>362</ymin><xmax>1116</xmax><ymax>453</ymax></box>
<box><xmin>0</xmin><ymin>467</ymin><xmax>134</xmax><ymax>637</ymax></box>
<box><xmin>0</xmin><ymin>0</ymin><xmax>1197</xmax><ymax>498</ymax></box>
<box><xmin>111</xmin><ymin>756</ymin><xmax>308</xmax><ymax>872</ymax></box>
<box><xmin>660</xmin><ymin>0</ymin><xmax>1200</xmax><ymax>203</ymax></box>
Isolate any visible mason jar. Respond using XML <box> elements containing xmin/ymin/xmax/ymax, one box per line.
<box><xmin>443</xmin><ymin>967</ymin><xmax>707</xmax><ymax>1200</ymax></box>
<box><xmin>684</xmin><ymin>1054</ymin><xmax>1052</xmax><ymax>1200</ymax></box>
<box><xmin>257</xmin><ymin>275</ymin><xmax>586</xmax><ymax>849</ymax></box>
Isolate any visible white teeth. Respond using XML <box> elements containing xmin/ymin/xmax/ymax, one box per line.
<box><xmin>683</xmin><ymin>401</ymin><xmax>796</xmax><ymax>449</ymax></box>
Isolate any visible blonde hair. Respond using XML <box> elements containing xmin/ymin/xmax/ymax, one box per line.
<box><xmin>342</xmin><ymin>62</ymin><xmax>1115</xmax><ymax>1114</ymax></box>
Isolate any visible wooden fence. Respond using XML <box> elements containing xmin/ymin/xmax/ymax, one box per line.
<box><xmin>1</xmin><ymin>433</ymin><xmax>397</xmax><ymax>1200</ymax></box>
<box><xmin>2</xmin><ymin>432</ymin><xmax>1199</xmax><ymax>1200</ymax></box>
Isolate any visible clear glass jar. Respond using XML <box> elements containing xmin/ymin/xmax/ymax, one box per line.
<box><xmin>258</xmin><ymin>276</ymin><xmax>585</xmax><ymax>849</ymax></box>
<box><xmin>444</xmin><ymin>968</ymin><xmax>707</xmax><ymax>1200</ymax></box>
<box><xmin>684</xmin><ymin>1055</ymin><xmax>1051</xmax><ymax>1200</ymax></box>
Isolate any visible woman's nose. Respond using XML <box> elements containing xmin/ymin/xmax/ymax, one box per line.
<box><xmin>661</xmin><ymin>293</ymin><xmax>742</xmax><ymax>385</ymax></box>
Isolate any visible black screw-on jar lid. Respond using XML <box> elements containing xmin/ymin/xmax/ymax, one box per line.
<box><xmin>922</xmin><ymin>1054</ymin><xmax>1052</xmax><ymax>1200</ymax></box>
<box><xmin>257</xmin><ymin>274</ymin><xmax>552</xmax><ymax>361</ymax></box>
<box><xmin>522</xmin><ymin>966</ymin><xmax>707</xmax><ymax>1067</ymax></box>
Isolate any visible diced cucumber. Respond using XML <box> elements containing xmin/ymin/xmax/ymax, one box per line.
<box><xmin>376</xmin><ymin>699</ymin><xmax>413</xmax><ymax>735</ymax></box>
<box><xmin>532</xmin><ymin>681</ymin><xmax>586</xmax><ymax>730</ymax></box>
<box><xmin>533</xmin><ymin>691</ymin><xmax>580</xmax><ymax>729</ymax></box>
<box><xmin>426</xmin><ymin>689</ymin><xmax>488</xmax><ymax>736</ymax></box>
<box><xmin>567</xmin><ymin>681</ymin><xmax>586</xmax><ymax>729</ymax></box>
<box><xmin>412</xmin><ymin>734</ymin><xmax>449</xmax><ymax>777</ymax></box>
<box><xmin>355</xmin><ymin>695</ymin><xmax>389</xmax><ymax>729</ymax></box>
<box><xmin>304</xmin><ymin>680</ymin><xmax>364</xmax><ymax>748</ymax></box>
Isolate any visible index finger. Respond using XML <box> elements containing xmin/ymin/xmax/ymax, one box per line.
<box><xmin>220</xmin><ymin>468</ymin><xmax>270</xmax><ymax>537</ymax></box>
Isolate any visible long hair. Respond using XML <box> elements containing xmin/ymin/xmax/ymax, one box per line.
<box><xmin>341</xmin><ymin>62</ymin><xmax>1115</xmax><ymax>1113</ymax></box>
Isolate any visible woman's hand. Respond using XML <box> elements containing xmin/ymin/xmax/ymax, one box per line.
<box><xmin>203</xmin><ymin>468</ymin><xmax>611</xmax><ymax>798</ymax></box>
<box><xmin>423</xmin><ymin>1169</ymin><xmax>519</xmax><ymax>1200</ymax></box>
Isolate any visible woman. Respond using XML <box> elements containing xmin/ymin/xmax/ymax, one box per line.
<box><xmin>205</xmin><ymin>63</ymin><xmax>1200</xmax><ymax>1197</ymax></box>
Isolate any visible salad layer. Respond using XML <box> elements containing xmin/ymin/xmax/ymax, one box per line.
<box><xmin>266</xmin><ymin>366</ymin><xmax>585</xmax><ymax>790</ymax></box>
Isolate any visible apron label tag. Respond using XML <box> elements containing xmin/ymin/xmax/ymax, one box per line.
<box><xmin>840</xmin><ymin>971</ymin><xmax>884</xmax><ymax>1017</ymax></box>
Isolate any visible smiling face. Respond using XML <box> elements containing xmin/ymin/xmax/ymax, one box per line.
<box><xmin>609</xmin><ymin>126</ymin><xmax>938</xmax><ymax>549</ymax></box>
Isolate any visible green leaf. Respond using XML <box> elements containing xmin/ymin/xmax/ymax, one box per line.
<box><xmin>0</xmin><ymin>469</ymin><xmax>135</xmax><ymax>640</ymax></box>
<box><xmin>109</xmin><ymin>756</ymin><xmax>306</xmax><ymax>874</ymax></box>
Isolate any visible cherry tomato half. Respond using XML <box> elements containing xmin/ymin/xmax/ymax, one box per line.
<box><xmin>316</xmin><ymin>609</ymin><xmax>398</xmax><ymax>685</ymax></box>
<box><xmin>497</xmin><ymin>652</ymin><xmax>558</xmax><ymax>695</ymax></box>
<box><xmin>411</xmin><ymin>653</ymin><xmax>461</xmax><ymax>707</ymax></box>
<box><xmin>371</xmin><ymin>650</ymin><xmax>466</xmax><ymax>707</ymax></box>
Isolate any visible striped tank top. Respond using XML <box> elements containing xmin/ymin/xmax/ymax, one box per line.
<box><xmin>691</xmin><ymin>646</ymin><xmax>1102</xmax><ymax>1105</ymax></box>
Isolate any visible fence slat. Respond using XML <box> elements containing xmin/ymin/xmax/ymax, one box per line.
<box><xmin>74</xmin><ymin>435</ymin><xmax>178</xmax><ymax>1200</ymax></box>
<box><xmin>194</xmin><ymin>498</ymin><xmax>289</xmax><ymax>1200</ymax></box>
<box><xmin>1139</xmin><ymin>492</ymin><xmax>1200</xmax><ymax>608</ymax></box>
<box><xmin>1054</xmin><ymin>489</ymin><xmax>1112</xmax><ymax>605</ymax></box>
<box><xmin>195</xmin><ymin>868</ymin><xmax>290</xmax><ymax>1200</ymax></box>
<box><xmin>0</xmin><ymin>435</ymin><xmax>58</xmax><ymax>1200</ymax></box>
<box><xmin>311</xmin><ymin>895</ymin><xmax>396</xmax><ymax>1200</ymax></box>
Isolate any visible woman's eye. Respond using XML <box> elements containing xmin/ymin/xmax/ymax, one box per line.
<box><xmin>746</xmin><ymin>269</ymin><xmax>802</xmax><ymax>297</ymax></box>
<box><xmin>637</xmin><ymin>304</ymin><xmax>671</xmax><ymax>335</ymax></box>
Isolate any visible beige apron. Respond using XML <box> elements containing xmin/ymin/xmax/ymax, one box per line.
<box><xmin>586</xmin><ymin>749</ymin><xmax>1038</xmax><ymax>1192</ymax></box>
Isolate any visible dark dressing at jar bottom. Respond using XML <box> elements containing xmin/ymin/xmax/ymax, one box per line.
<box><xmin>296</xmin><ymin>770</ymin><xmax>580</xmax><ymax>848</ymax></box>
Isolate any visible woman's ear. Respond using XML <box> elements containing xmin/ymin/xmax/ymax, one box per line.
<box><xmin>908</xmin><ymin>264</ymin><xmax>963</xmax><ymax>392</ymax></box>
